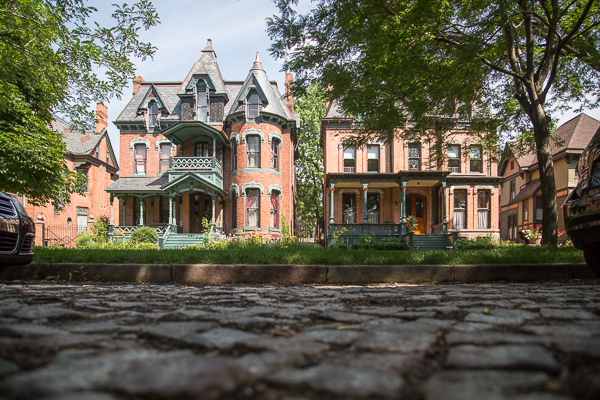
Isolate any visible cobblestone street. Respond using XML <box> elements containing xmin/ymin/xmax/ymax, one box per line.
<box><xmin>0</xmin><ymin>280</ymin><xmax>599</xmax><ymax>400</ymax></box>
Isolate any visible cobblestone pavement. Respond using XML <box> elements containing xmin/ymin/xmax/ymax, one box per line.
<box><xmin>0</xmin><ymin>281</ymin><xmax>599</xmax><ymax>400</ymax></box>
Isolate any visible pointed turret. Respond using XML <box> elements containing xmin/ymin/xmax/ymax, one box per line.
<box><xmin>177</xmin><ymin>39</ymin><xmax>226</xmax><ymax>95</ymax></box>
<box><xmin>251</xmin><ymin>52</ymin><xmax>264</xmax><ymax>71</ymax></box>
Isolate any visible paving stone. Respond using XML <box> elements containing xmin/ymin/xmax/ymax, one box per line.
<box><xmin>425</xmin><ymin>370</ymin><xmax>550</xmax><ymax>400</ymax></box>
<box><xmin>12</xmin><ymin>307</ymin><xmax>84</xmax><ymax>320</ymax></box>
<box><xmin>464</xmin><ymin>309</ymin><xmax>537</xmax><ymax>326</ymax></box>
<box><xmin>446</xmin><ymin>331</ymin><xmax>547</xmax><ymax>346</ymax></box>
<box><xmin>325</xmin><ymin>352</ymin><xmax>423</xmax><ymax>373</ymax></box>
<box><xmin>451</xmin><ymin>322</ymin><xmax>495</xmax><ymax>332</ymax></box>
<box><xmin>0</xmin><ymin>358</ymin><xmax>19</xmax><ymax>375</ymax></box>
<box><xmin>181</xmin><ymin>327</ymin><xmax>261</xmax><ymax>350</ymax></box>
<box><xmin>40</xmin><ymin>394</ymin><xmax>120</xmax><ymax>400</ymax></box>
<box><xmin>267</xmin><ymin>365</ymin><xmax>405</xmax><ymax>398</ymax></box>
<box><xmin>354</xmin><ymin>329</ymin><xmax>438</xmax><ymax>353</ymax></box>
<box><xmin>0</xmin><ymin>323</ymin><xmax>67</xmax><ymax>337</ymax></box>
<box><xmin>237</xmin><ymin>336</ymin><xmax>330</xmax><ymax>355</ymax></box>
<box><xmin>540</xmin><ymin>308</ymin><xmax>597</xmax><ymax>320</ymax></box>
<box><xmin>138</xmin><ymin>321</ymin><xmax>217</xmax><ymax>341</ymax></box>
<box><xmin>446</xmin><ymin>344</ymin><xmax>560</xmax><ymax>372</ymax></box>
<box><xmin>293</xmin><ymin>329</ymin><xmax>363</xmax><ymax>346</ymax></box>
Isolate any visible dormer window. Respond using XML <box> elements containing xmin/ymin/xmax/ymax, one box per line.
<box><xmin>149</xmin><ymin>101</ymin><xmax>159</xmax><ymax>126</ymax></box>
<box><xmin>196</xmin><ymin>82</ymin><xmax>208</xmax><ymax>122</ymax></box>
<box><xmin>248</xmin><ymin>92</ymin><xmax>260</xmax><ymax>118</ymax></box>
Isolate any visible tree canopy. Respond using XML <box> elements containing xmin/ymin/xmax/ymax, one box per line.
<box><xmin>294</xmin><ymin>83</ymin><xmax>326</xmax><ymax>239</ymax></box>
<box><xmin>268</xmin><ymin>0</ymin><xmax>600</xmax><ymax>245</ymax></box>
<box><xmin>0</xmin><ymin>0</ymin><xmax>159</xmax><ymax>207</ymax></box>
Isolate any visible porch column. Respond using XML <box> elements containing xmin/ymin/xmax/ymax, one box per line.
<box><xmin>168</xmin><ymin>195</ymin><xmax>174</xmax><ymax>225</ymax></box>
<box><xmin>219</xmin><ymin>198</ymin><xmax>223</xmax><ymax>228</ymax></box>
<box><xmin>109</xmin><ymin>195</ymin><xmax>114</xmax><ymax>225</ymax></box>
<box><xmin>139</xmin><ymin>197</ymin><xmax>144</xmax><ymax>226</ymax></box>
<box><xmin>400</xmin><ymin>181</ymin><xmax>407</xmax><ymax>235</ymax></box>
<box><xmin>442</xmin><ymin>182</ymin><xmax>448</xmax><ymax>234</ymax></box>
<box><xmin>122</xmin><ymin>198</ymin><xmax>126</xmax><ymax>226</ymax></box>
<box><xmin>179</xmin><ymin>196</ymin><xmax>183</xmax><ymax>228</ymax></box>
<box><xmin>211</xmin><ymin>194</ymin><xmax>216</xmax><ymax>227</ymax></box>
<box><xmin>362</xmin><ymin>183</ymin><xmax>369</xmax><ymax>223</ymax></box>
<box><xmin>213</xmin><ymin>139</ymin><xmax>217</xmax><ymax>168</ymax></box>
<box><xmin>329</xmin><ymin>183</ymin><xmax>336</xmax><ymax>223</ymax></box>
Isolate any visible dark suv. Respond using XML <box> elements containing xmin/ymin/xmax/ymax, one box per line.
<box><xmin>0</xmin><ymin>191</ymin><xmax>35</xmax><ymax>268</ymax></box>
<box><xmin>563</xmin><ymin>125</ymin><xmax>600</xmax><ymax>277</ymax></box>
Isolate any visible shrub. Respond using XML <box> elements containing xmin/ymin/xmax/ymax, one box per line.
<box><xmin>92</xmin><ymin>215</ymin><xmax>109</xmax><ymax>243</ymax></box>
<box><xmin>457</xmin><ymin>236</ymin><xmax>496</xmax><ymax>250</ymax></box>
<box><xmin>131</xmin><ymin>227</ymin><xmax>158</xmax><ymax>244</ymax></box>
<box><xmin>351</xmin><ymin>236</ymin><xmax>407</xmax><ymax>251</ymax></box>
<box><xmin>75</xmin><ymin>231</ymin><xmax>96</xmax><ymax>248</ymax></box>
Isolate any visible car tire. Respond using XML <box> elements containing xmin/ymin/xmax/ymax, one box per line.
<box><xmin>583</xmin><ymin>248</ymin><xmax>600</xmax><ymax>278</ymax></box>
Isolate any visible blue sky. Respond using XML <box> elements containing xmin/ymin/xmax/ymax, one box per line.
<box><xmin>95</xmin><ymin>0</ymin><xmax>600</xmax><ymax>158</ymax></box>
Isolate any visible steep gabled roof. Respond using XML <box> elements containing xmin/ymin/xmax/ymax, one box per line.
<box><xmin>116</xmin><ymin>83</ymin><xmax>181</xmax><ymax>122</ymax></box>
<box><xmin>177</xmin><ymin>40</ymin><xmax>226</xmax><ymax>96</ymax></box>
<box><xmin>138</xmin><ymin>84</ymin><xmax>171</xmax><ymax>113</ymax></box>
<box><xmin>51</xmin><ymin>117</ymin><xmax>103</xmax><ymax>155</ymax></box>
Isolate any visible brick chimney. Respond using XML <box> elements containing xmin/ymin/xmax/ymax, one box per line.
<box><xmin>95</xmin><ymin>103</ymin><xmax>108</xmax><ymax>134</ymax></box>
<box><xmin>284</xmin><ymin>73</ymin><xmax>294</xmax><ymax>115</ymax></box>
<box><xmin>133</xmin><ymin>76</ymin><xmax>145</xmax><ymax>96</ymax></box>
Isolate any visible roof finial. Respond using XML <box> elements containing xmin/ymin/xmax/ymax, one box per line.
<box><xmin>202</xmin><ymin>39</ymin><xmax>214</xmax><ymax>52</ymax></box>
<box><xmin>251</xmin><ymin>51</ymin><xmax>264</xmax><ymax>71</ymax></box>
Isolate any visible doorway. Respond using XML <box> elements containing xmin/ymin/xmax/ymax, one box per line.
<box><xmin>405</xmin><ymin>194</ymin><xmax>427</xmax><ymax>234</ymax></box>
<box><xmin>189</xmin><ymin>193</ymin><xmax>213</xmax><ymax>233</ymax></box>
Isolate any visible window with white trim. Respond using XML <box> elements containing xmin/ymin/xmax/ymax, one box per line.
<box><xmin>247</xmin><ymin>136</ymin><xmax>260</xmax><ymax>168</ymax></box>
<box><xmin>232</xmin><ymin>191</ymin><xmax>237</xmax><ymax>229</ymax></box>
<box><xmin>196</xmin><ymin>82</ymin><xmax>208</xmax><ymax>122</ymax></box>
<box><xmin>367</xmin><ymin>145</ymin><xmax>379</xmax><ymax>173</ymax></box>
<box><xmin>271</xmin><ymin>138</ymin><xmax>280</xmax><ymax>171</ymax></box>
<box><xmin>232</xmin><ymin>138</ymin><xmax>238</xmax><ymax>170</ymax></box>
<box><xmin>408</xmin><ymin>143</ymin><xmax>421</xmax><ymax>171</ymax></box>
<box><xmin>470</xmin><ymin>146</ymin><xmax>482</xmax><ymax>173</ymax></box>
<box><xmin>159</xmin><ymin>143</ymin><xmax>171</xmax><ymax>174</ymax></box>
<box><xmin>343</xmin><ymin>147</ymin><xmax>356</xmax><ymax>173</ymax></box>
<box><xmin>270</xmin><ymin>191</ymin><xmax>280</xmax><ymax>229</ymax></box>
<box><xmin>247</xmin><ymin>92</ymin><xmax>260</xmax><ymax>118</ymax></box>
<box><xmin>149</xmin><ymin>101</ymin><xmax>159</xmax><ymax>126</ymax></box>
<box><xmin>448</xmin><ymin>145</ymin><xmax>461</xmax><ymax>173</ymax></box>
<box><xmin>246</xmin><ymin>189</ymin><xmax>260</xmax><ymax>227</ymax></box>
<box><xmin>477</xmin><ymin>190</ymin><xmax>490</xmax><ymax>228</ymax></box>
<box><xmin>453</xmin><ymin>189</ymin><xmax>467</xmax><ymax>229</ymax></box>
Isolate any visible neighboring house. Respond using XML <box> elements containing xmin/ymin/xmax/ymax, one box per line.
<box><xmin>105</xmin><ymin>40</ymin><xmax>298</xmax><ymax>246</ymax></box>
<box><xmin>321</xmin><ymin>103</ymin><xmax>502</xmax><ymax>247</ymax></box>
<box><xmin>25</xmin><ymin>103</ymin><xmax>120</xmax><ymax>245</ymax></box>
<box><xmin>499</xmin><ymin>113</ymin><xmax>600</xmax><ymax>242</ymax></box>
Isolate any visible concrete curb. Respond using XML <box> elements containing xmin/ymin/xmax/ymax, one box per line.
<box><xmin>0</xmin><ymin>263</ymin><xmax>597</xmax><ymax>284</ymax></box>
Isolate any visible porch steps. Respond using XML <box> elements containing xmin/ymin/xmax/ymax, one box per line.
<box><xmin>163</xmin><ymin>233</ymin><xmax>204</xmax><ymax>249</ymax></box>
<box><xmin>411</xmin><ymin>234</ymin><xmax>453</xmax><ymax>251</ymax></box>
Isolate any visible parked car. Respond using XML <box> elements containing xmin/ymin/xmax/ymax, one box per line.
<box><xmin>563</xmin><ymin>125</ymin><xmax>600</xmax><ymax>277</ymax></box>
<box><xmin>0</xmin><ymin>191</ymin><xmax>34</xmax><ymax>268</ymax></box>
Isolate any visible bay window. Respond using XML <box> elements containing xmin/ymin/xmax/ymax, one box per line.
<box><xmin>246</xmin><ymin>189</ymin><xmax>260</xmax><ymax>227</ymax></box>
<box><xmin>247</xmin><ymin>136</ymin><xmax>260</xmax><ymax>168</ymax></box>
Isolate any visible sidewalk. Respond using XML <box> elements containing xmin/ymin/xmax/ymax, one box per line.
<box><xmin>0</xmin><ymin>263</ymin><xmax>596</xmax><ymax>284</ymax></box>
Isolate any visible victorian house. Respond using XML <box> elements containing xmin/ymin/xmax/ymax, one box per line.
<box><xmin>105</xmin><ymin>41</ymin><xmax>298</xmax><ymax>247</ymax></box>
<box><xmin>499</xmin><ymin>113</ymin><xmax>600</xmax><ymax>243</ymax></box>
<box><xmin>26</xmin><ymin>104</ymin><xmax>119</xmax><ymax>246</ymax></box>
<box><xmin>322</xmin><ymin>103</ymin><xmax>501</xmax><ymax>249</ymax></box>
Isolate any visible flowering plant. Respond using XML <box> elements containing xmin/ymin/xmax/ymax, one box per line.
<box><xmin>522</xmin><ymin>226</ymin><xmax>542</xmax><ymax>240</ymax></box>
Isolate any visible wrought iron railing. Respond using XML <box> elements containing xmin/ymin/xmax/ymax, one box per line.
<box><xmin>329</xmin><ymin>223</ymin><xmax>401</xmax><ymax>235</ymax></box>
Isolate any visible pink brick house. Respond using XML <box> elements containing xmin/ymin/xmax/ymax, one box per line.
<box><xmin>321</xmin><ymin>102</ymin><xmax>501</xmax><ymax>248</ymax></box>
<box><xmin>105</xmin><ymin>41</ymin><xmax>298</xmax><ymax>247</ymax></box>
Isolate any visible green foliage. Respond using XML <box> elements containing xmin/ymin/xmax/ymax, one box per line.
<box><xmin>281</xmin><ymin>215</ymin><xmax>290</xmax><ymax>237</ymax></box>
<box><xmin>294</xmin><ymin>84</ymin><xmax>326</xmax><ymax>238</ymax></box>
<box><xmin>92</xmin><ymin>215</ymin><xmax>109</xmax><ymax>243</ymax></box>
<box><xmin>0</xmin><ymin>0</ymin><xmax>159</xmax><ymax>205</ymax></box>
<box><xmin>351</xmin><ymin>235</ymin><xmax>407</xmax><ymax>251</ymax></box>
<box><xmin>75</xmin><ymin>232</ymin><xmax>96</xmax><ymax>249</ymax></box>
<box><xmin>131</xmin><ymin>227</ymin><xmax>158</xmax><ymax>244</ymax></box>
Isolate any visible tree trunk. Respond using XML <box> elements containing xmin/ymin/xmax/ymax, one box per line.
<box><xmin>532</xmin><ymin>113</ymin><xmax>558</xmax><ymax>246</ymax></box>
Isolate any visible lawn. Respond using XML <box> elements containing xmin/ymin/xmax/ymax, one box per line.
<box><xmin>32</xmin><ymin>244</ymin><xmax>584</xmax><ymax>265</ymax></box>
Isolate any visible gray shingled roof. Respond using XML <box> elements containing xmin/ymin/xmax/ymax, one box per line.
<box><xmin>51</xmin><ymin>117</ymin><xmax>102</xmax><ymax>155</ymax></box>
<box><xmin>105</xmin><ymin>176</ymin><xmax>169</xmax><ymax>192</ymax></box>
<box><xmin>226</xmin><ymin>55</ymin><xmax>292</xmax><ymax>121</ymax></box>
<box><xmin>116</xmin><ymin>84</ymin><xmax>182</xmax><ymax>122</ymax></box>
<box><xmin>178</xmin><ymin>40</ymin><xmax>226</xmax><ymax>96</ymax></box>
<box><xmin>325</xmin><ymin>100</ymin><xmax>346</xmax><ymax>118</ymax></box>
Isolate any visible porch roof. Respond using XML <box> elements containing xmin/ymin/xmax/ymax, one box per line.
<box><xmin>105</xmin><ymin>176</ymin><xmax>168</xmax><ymax>194</ymax></box>
<box><xmin>511</xmin><ymin>178</ymin><xmax>541</xmax><ymax>204</ymax></box>
<box><xmin>326</xmin><ymin>171</ymin><xmax>450</xmax><ymax>186</ymax></box>
<box><xmin>161</xmin><ymin>121</ymin><xmax>229</xmax><ymax>146</ymax></box>
<box><xmin>161</xmin><ymin>172</ymin><xmax>226</xmax><ymax>196</ymax></box>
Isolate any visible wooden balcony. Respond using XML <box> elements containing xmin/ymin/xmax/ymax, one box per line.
<box><xmin>168</xmin><ymin>156</ymin><xmax>224</xmax><ymax>189</ymax></box>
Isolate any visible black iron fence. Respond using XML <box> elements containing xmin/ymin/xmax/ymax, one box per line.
<box><xmin>44</xmin><ymin>225</ymin><xmax>87</xmax><ymax>248</ymax></box>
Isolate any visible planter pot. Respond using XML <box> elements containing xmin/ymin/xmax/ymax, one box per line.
<box><xmin>528</xmin><ymin>236</ymin><xmax>542</xmax><ymax>245</ymax></box>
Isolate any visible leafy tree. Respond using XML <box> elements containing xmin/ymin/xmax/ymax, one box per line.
<box><xmin>0</xmin><ymin>0</ymin><xmax>159</xmax><ymax>207</ymax></box>
<box><xmin>294</xmin><ymin>84</ymin><xmax>326</xmax><ymax>239</ymax></box>
<box><xmin>268</xmin><ymin>0</ymin><xmax>600</xmax><ymax>246</ymax></box>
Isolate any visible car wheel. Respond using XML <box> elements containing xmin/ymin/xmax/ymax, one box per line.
<box><xmin>583</xmin><ymin>248</ymin><xmax>600</xmax><ymax>278</ymax></box>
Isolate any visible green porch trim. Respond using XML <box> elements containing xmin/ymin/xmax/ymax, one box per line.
<box><xmin>232</xmin><ymin>168</ymin><xmax>282</xmax><ymax>176</ymax></box>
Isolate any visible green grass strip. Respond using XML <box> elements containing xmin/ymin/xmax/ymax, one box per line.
<box><xmin>32</xmin><ymin>245</ymin><xmax>584</xmax><ymax>265</ymax></box>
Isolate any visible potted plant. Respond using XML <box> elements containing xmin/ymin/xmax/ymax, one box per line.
<box><xmin>406</xmin><ymin>215</ymin><xmax>417</xmax><ymax>233</ymax></box>
<box><xmin>522</xmin><ymin>226</ymin><xmax>542</xmax><ymax>245</ymax></box>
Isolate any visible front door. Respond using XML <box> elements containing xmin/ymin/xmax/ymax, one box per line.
<box><xmin>189</xmin><ymin>194</ymin><xmax>213</xmax><ymax>233</ymax></box>
<box><xmin>406</xmin><ymin>194</ymin><xmax>426</xmax><ymax>234</ymax></box>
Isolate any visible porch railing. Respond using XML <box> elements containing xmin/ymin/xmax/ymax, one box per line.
<box><xmin>330</xmin><ymin>223</ymin><xmax>402</xmax><ymax>235</ymax></box>
<box><xmin>169</xmin><ymin>156</ymin><xmax>223</xmax><ymax>176</ymax></box>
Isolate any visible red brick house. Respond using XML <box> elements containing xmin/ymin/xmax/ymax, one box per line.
<box><xmin>321</xmin><ymin>102</ymin><xmax>501</xmax><ymax>249</ymax></box>
<box><xmin>26</xmin><ymin>103</ymin><xmax>119</xmax><ymax>245</ymax></box>
<box><xmin>106</xmin><ymin>40</ymin><xmax>298</xmax><ymax>247</ymax></box>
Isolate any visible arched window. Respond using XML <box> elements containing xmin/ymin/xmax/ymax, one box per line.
<box><xmin>196</xmin><ymin>82</ymin><xmax>208</xmax><ymax>122</ymax></box>
<box><xmin>149</xmin><ymin>101</ymin><xmax>159</xmax><ymax>126</ymax></box>
<box><xmin>270</xmin><ymin>191</ymin><xmax>280</xmax><ymax>229</ymax></box>
<box><xmin>247</xmin><ymin>136</ymin><xmax>260</xmax><ymax>168</ymax></box>
<box><xmin>231</xmin><ymin>191</ymin><xmax>237</xmax><ymax>229</ymax></box>
<box><xmin>246</xmin><ymin>188</ymin><xmax>260</xmax><ymax>227</ymax></box>
<box><xmin>271</xmin><ymin>138</ymin><xmax>280</xmax><ymax>170</ymax></box>
<box><xmin>248</xmin><ymin>92</ymin><xmax>260</xmax><ymax>118</ymax></box>
<box><xmin>232</xmin><ymin>138</ymin><xmax>238</xmax><ymax>170</ymax></box>
<box><xmin>159</xmin><ymin>143</ymin><xmax>171</xmax><ymax>174</ymax></box>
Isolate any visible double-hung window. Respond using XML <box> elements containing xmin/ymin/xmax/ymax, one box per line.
<box><xmin>247</xmin><ymin>136</ymin><xmax>260</xmax><ymax>168</ymax></box>
<box><xmin>408</xmin><ymin>144</ymin><xmax>421</xmax><ymax>171</ymax></box>
<box><xmin>470</xmin><ymin>146</ymin><xmax>482</xmax><ymax>173</ymax></box>
<box><xmin>134</xmin><ymin>143</ymin><xmax>146</xmax><ymax>174</ymax></box>
<box><xmin>367</xmin><ymin>145</ymin><xmax>379</xmax><ymax>173</ymax></box>
<box><xmin>159</xmin><ymin>143</ymin><xmax>171</xmax><ymax>174</ymax></box>
<box><xmin>454</xmin><ymin>189</ymin><xmax>467</xmax><ymax>229</ymax></box>
<box><xmin>367</xmin><ymin>193</ymin><xmax>379</xmax><ymax>223</ymax></box>
<box><xmin>343</xmin><ymin>147</ymin><xmax>356</xmax><ymax>173</ymax></box>
<box><xmin>231</xmin><ymin>191</ymin><xmax>237</xmax><ymax>229</ymax></box>
<box><xmin>523</xmin><ymin>200</ymin><xmax>529</xmax><ymax>222</ymax></box>
<box><xmin>149</xmin><ymin>101</ymin><xmax>159</xmax><ymax>126</ymax></box>
<box><xmin>77</xmin><ymin>168</ymin><xmax>88</xmax><ymax>192</ymax></box>
<box><xmin>232</xmin><ymin>139</ymin><xmax>238</xmax><ymax>170</ymax></box>
<box><xmin>196</xmin><ymin>83</ymin><xmax>208</xmax><ymax>122</ymax></box>
<box><xmin>535</xmin><ymin>196</ymin><xmax>543</xmax><ymax>222</ymax></box>
<box><xmin>248</xmin><ymin>93</ymin><xmax>260</xmax><ymax>118</ymax></box>
<box><xmin>246</xmin><ymin>189</ymin><xmax>260</xmax><ymax>227</ymax></box>
<box><xmin>477</xmin><ymin>190</ymin><xmax>490</xmax><ymax>228</ymax></box>
<box><xmin>342</xmin><ymin>193</ymin><xmax>356</xmax><ymax>223</ymax></box>
<box><xmin>271</xmin><ymin>138</ymin><xmax>280</xmax><ymax>171</ymax></box>
<box><xmin>509</xmin><ymin>180</ymin><xmax>516</xmax><ymax>202</ymax></box>
<box><xmin>448</xmin><ymin>145</ymin><xmax>461</xmax><ymax>173</ymax></box>
<box><xmin>270</xmin><ymin>191</ymin><xmax>280</xmax><ymax>229</ymax></box>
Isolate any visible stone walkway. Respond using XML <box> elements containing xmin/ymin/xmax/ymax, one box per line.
<box><xmin>0</xmin><ymin>281</ymin><xmax>598</xmax><ymax>399</ymax></box>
